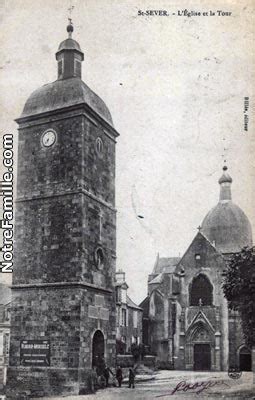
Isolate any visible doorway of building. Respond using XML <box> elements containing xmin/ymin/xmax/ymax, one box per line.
<box><xmin>92</xmin><ymin>330</ymin><xmax>105</xmax><ymax>368</ymax></box>
<box><xmin>194</xmin><ymin>344</ymin><xmax>211</xmax><ymax>371</ymax></box>
<box><xmin>239</xmin><ymin>347</ymin><xmax>251</xmax><ymax>371</ymax></box>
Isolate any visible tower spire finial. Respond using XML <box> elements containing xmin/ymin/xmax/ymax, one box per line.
<box><xmin>67</xmin><ymin>5</ymin><xmax>74</xmax><ymax>38</ymax></box>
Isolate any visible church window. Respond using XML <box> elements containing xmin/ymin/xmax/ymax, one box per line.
<box><xmin>95</xmin><ymin>247</ymin><xmax>104</xmax><ymax>270</ymax></box>
<box><xmin>95</xmin><ymin>137</ymin><xmax>103</xmax><ymax>156</ymax></box>
<box><xmin>190</xmin><ymin>274</ymin><xmax>213</xmax><ymax>306</ymax></box>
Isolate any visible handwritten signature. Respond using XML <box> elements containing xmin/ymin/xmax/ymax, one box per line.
<box><xmin>156</xmin><ymin>379</ymin><xmax>230</xmax><ymax>397</ymax></box>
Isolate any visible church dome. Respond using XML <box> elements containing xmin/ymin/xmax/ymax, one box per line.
<box><xmin>201</xmin><ymin>167</ymin><xmax>252</xmax><ymax>254</ymax></box>
<box><xmin>20</xmin><ymin>77</ymin><xmax>113</xmax><ymax>126</ymax></box>
<box><xmin>18</xmin><ymin>22</ymin><xmax>113</xmax><ymax>127</ymax></box>
<box><xmin>58</xmin><ymin>38</ymin><xmax>82</xmax><ymax>52</ymax></box>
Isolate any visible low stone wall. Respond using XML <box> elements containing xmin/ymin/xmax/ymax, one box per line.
<box><xmin>156</xmin><ymin>360</ymin><xmax>174</xmax><ymax>370</ymax></box>
<box><xmin>143</xmin><ymin>355</ymin><xmax>156</xmax><ymax>368</ymax></box>
<box><xmin>116</xmin><ymin>355</ymin><xmax>134</xmax><ymax>368</ymax></box>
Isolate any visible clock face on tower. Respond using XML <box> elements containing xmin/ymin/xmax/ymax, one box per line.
<box><xmin>41</xmin><ymin>129</ymin><xmax>57</xmax><ymax>147</ymax></box>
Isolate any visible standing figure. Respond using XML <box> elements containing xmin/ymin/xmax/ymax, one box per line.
<box><xmin>116</xmin><ymin>366</ymin><xmax>123</xmax><ymax>387</ymax></box>
<box><xmin>104</xmin><ymin>365</ymin><xmax>113</xmax><ymax>387</ymax></box>
<box><xmin>128</xmin><ymin>367</ymin><xmax>135</xmax><ymax>389</ymax></box>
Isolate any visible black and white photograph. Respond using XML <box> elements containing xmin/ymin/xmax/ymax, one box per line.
<box><xmin>0</xmin><ymin>0</ymin><xmax>254</xmax><ymax>399</ymax></box>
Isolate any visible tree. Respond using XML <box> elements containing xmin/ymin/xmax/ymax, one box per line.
<box><xmin>222</xmin><ymin>246</ymin><xmax>255</xmax><ymax>350</ymax></box>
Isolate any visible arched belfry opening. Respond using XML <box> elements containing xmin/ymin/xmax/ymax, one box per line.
<box><xmin>92</xmin><ymin>330</ymin><xmax>105</xmax><ymax>368</ymax></box>
<box><xmin>239</xmin><ymin>346</ymin><xmax>251</xmax><ymax>371</ymax></box>
<box><xmin>190</xmin><ymin>274</ymin><xmax>213</xmax><ymax>306</ymax></box>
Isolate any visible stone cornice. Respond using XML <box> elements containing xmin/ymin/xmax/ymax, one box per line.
<box><xmin>11</xmin><ymin>281</ymin><xmax>113</xmax><ymax>294</ymax></box>
<box><xmin>16</xmin><ymin>103</ymin><xmax>119</xmax><ymax>142</ymax></box>
<box><xmin>16</xmin><ymin>188</ymin><xmax>117</xmax><ymax>213</ymax></box>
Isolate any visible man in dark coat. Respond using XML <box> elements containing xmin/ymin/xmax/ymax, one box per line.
<box><xmin>103</xmin><ymin>366</ymin><xmax>110</xmax><ymax>387</ymax></box>
<box><xmin>116</xmin><ymin>366</ymin><xmax>123</xmax><ymax>387</ymax></box>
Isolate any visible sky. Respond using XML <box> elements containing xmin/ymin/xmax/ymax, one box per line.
<box><xmin>0</xmin><ymin>0</ymin><xmax>254</xmax><ymax>302</ymax></box>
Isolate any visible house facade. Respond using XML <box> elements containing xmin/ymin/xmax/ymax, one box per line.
<box><xmin>115</xmin><ymin>270</ymin><xmax>143</xmax><ymax>353</ymax></box>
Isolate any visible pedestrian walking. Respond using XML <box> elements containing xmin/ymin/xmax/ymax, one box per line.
<box><xmin>103</xmin><ymin>365</ymin><xmax>113</xmax><ymax>387</ymax></box>
<box><xmin>116</xmin><ymin>365</ymin><xmax>123</xmax><ymax>387</ymax></box>
<box><xmin>128</xmin><ymin>367</ymin><xmax>135</xmax><ymax>388</ymax></box>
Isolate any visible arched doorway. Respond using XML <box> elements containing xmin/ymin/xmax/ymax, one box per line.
<box><xmin>186</xmin><ymin>321</ymin><xmax>214</xmax><ymax>370</ymax></box>
<box><xmin>92</xmin><ymin>330</ymin><xmax>105</xmax><ymax>368</ymax></box>
<box><xmin>239</xmin><ymin>347</ymin><xmax>251</xmax><ymax>371</ymax></box>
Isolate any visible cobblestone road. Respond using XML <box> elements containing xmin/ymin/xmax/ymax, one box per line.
<box><xmin>36</xmin><ymin>371</ymin><xmax>254</xmax><ymax>400</ymax></box>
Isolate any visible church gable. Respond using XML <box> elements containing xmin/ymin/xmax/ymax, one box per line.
<box><xmin>175</xmin><ymin>232</ymin><xmax>225</xmax><ymax>275</ymax></box>
<box><xmin>186</xmin><ymin>310</ymin><xmax>215</xmax><ymax>339</ymax></box>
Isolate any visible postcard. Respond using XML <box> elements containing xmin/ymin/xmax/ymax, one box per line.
<box><xmin>0</xmin><ymin>1</ymin><xmax>254</xmax><ymax>399</ymax></box>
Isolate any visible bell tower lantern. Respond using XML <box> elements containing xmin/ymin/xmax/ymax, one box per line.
<box><xmin>56</xmin><ymin>20</ymin><xmax>84</xmax><ymax>79</ymax></box>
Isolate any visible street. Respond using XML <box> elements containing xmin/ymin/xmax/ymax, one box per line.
<box><xmin>36</xmin><ymin>370</ymin><xmax>254</xmax><ymax>400</ymax></box>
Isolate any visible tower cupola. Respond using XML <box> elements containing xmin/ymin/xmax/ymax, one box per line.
<box><xmin>55</xmin><ymin>19</ymin><xmax>84</xmax><ymax>79</ymax></box>
<box><xmin>218</xmin><ymin>165</ymin><xmax>232</xmax><ymax>202</ymax></box>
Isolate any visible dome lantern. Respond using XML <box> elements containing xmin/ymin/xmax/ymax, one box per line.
<box><xmin>218</xmin><ymin>165</ymin><xmax>232</xmax><ymax>202</ymax></box>
<box><xmin>55</xmin><ymin>19</ymin><xmax>84</xmax><ymax>80</ymax></box>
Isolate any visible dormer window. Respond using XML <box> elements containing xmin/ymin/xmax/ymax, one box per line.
<box><xmin>195</xmin><ymin>254</ymin><xmax>201</xmax><ymax>260</ymax></box>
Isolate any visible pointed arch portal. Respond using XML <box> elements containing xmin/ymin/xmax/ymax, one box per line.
<box><xmin>185</xmin><ymin>320</ymin><xmax>215</xmax><ymax>371</ymax></box>
<box><xmin>92</xmin><ymin>330</ymin><xmax>105</xmax><ymax>368</ymax></box>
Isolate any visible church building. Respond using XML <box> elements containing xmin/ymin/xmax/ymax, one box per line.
<box><xmin>7</xmin><ymin>22</ymin><xmax>119</xmax><ymax>398</ymax></box>
<box><xmin>141</xmin><ymin>166</ymin><xmax>253</xmax><ymax>372</ymax></box>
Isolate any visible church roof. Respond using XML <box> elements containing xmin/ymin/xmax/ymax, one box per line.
<box><xmin>152</xmin><ymin>255</ymin><xmax>181</xmax><ymax>274</ymax></box>
<box><xmin>19</xmin><ymin>77</ymin><xmax>114</xmax><ymax>126</ymax></box>
<box><xmin>148</xmin><ymin>273</ymin><xmax>164</xmax><ymax>285</ymax></box>
<box><xmin>139</xmin><ymin>296</ymin><xmax>149</xmax><ymax>317</ymax></box>
<box><xmin>127</xmin><ymin>295</ymin><xmax>143</xmax><ymax>311</ymax></box>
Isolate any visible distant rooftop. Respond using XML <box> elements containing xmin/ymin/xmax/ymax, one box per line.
<box><xmin>152</xmin><ymin>255</ymin><xmax>181</xmax><ymax>274</ymax></box>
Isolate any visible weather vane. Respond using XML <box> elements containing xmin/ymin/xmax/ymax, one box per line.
<box><xmin>68</xmin><ymin>5</ymin><xmax>74</xmax><ymax>18</ymax></box>
<box><xmin>68</xmin><ymin>4</ymin><xmax>74</xmax><ymax>24</ymax></box>
<box><xmin>67</xmin><ymin>5</ymin><xmax>74</xmax><ymax>37</ymax></box>
<box><xmin>221</xmin><ymin>137</ymin><xmax>228</xmax><ymax>166</ymax></box>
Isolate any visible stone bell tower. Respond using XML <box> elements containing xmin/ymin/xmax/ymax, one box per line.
<box><xmin>7</xmin><ymin>21</ymin><xmax>119</xmax><ymax>398</ymax></box>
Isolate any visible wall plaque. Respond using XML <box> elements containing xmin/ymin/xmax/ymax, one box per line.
<box><xmin>20</xmin><ymin>340</ymin><xmax>50</xmax><ymax>367</ymax></box>
<box><xmin>95</xmin><ymin>294</ymin><xmax>104</xmax><ymax>307</ymax></box>
<box><xmin>88</xmin><ymin>305</ymin><xmax>99</xmax><ymax>319</ymax></box>
<box><xmin>100</xmin><ymin>308</ymin><xmax>109</xmax><ymax>321</ymax></box>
